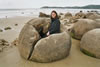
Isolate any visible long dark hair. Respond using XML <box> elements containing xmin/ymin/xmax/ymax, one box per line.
<box><xmin>51</xmin><ymin>10</ymin><xmax>59</xmax><ymax>19</ymax></box>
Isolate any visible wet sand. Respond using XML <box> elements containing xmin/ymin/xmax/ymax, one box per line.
<box><xmin>0</xmin><ymin>17</ymin><xmax>100</xmax><ymax>67</ymax></box>
<box><xmin>0</xmin><ymin>16</ymin><xmax>34</xmax><ymax>42</ymax></box>
<box><xmin>0</xmin><ymin>39</ymin><xmax>100</xmax><ymax>67</ymax></box>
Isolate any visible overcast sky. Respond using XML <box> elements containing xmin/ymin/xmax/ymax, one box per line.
<box><xmin>0</xmin><ymin>0</ymin><xmax>100</xmax><ymax>8</ymax></box>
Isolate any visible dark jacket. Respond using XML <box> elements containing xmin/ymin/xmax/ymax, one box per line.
<box><xmin>49</xmin><ymin>18</ymin><xmax>60</xmax><ymax>34</ymax></box>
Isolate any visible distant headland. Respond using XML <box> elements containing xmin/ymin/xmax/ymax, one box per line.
<box><xmin>41</xmin><ymin>5</ymin><xmax>100</xmax><ymax>9</ymax></box>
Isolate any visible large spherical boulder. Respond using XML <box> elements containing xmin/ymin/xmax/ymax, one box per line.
<box><xmin>71</xmin><ymin>19</ymin><xmax>100</xmax><ymax>40</ymax></box>
<box><xmin>61</xmin><ymin>12</ymin><xmax>78</xmax><ymax>24</ymax></box>
<box><xmin>31</xmin><ymin>32</ymin><xmax>71</xmax><ymax>62</ymax></box>
<box><xmin>80</xmin><ymin>29</ymin><xmax>100</xmax><ymax>58</ymax></box>
<box><xmin>59</xmin><ymin>13</ymin><xmax>64</xmax><ymax>15</ymax></box>
<box><xmin>39</xmin><ymin>12</ymin><xmax>50</xmax><ymax>18</ymax></box>
<box><xmin>64</xmin><ymin>12</ymin><xmax>73</xmax><ymax>19</ymax></box>
<box><xmin>95</xmin><ymin>19</ymin><xmax>100</xmax><ymax>23</ymax></box>
<box><xmin>75</xmin><ymin>12</ymin><xmax>86</xmax><ymax>19</ymax></box>
<box><xmin>18</xmin><ymin>18</ymin><xmax>50</xmax><ymax>59</ymax></box>
<box><xmin>18</xmin><ymin>18</ymin><xmax>71</xmax><ymax>63</ymax></box>
<box><xmin>86</xmin><ymin>12</ymin><xmax>100</xmax><ymax>20</ymax></box>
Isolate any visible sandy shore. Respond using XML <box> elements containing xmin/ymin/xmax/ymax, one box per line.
<box><xmin>0</xmin><ymin>16</ymin><xmax>34</xmax><ymax>42</ymax></box>
<box><xmin>0</xmin><ymin>16</ymin><xmax>100</xmax><ymax>67</ymax></box>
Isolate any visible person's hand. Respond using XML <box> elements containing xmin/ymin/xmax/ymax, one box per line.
<box><xmin>47</xmin><ymin>32</ymin><xmax>50</xmax><ymax>36</ymax></box>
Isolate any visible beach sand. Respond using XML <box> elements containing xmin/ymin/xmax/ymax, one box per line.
<box><xmin>0</xmin><ymin>16</ymin><xmax>34</xmax><ymax>42</ymax></box>
<box><xmin>0</xmin><ymin>16</ymin><xmax>100</xmax><ymax>67</ymax></box>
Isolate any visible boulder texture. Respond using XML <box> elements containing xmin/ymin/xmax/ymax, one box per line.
<box><xmin>64</xmin><ymin>12</ymin><xmax>73</xmax><ymax>19</ymax></box>
<box><xmin>75</xmin><ymin>12</ymin><xmax>86</xmax><ymax>19</ymax></box>
<box><xmin>31</xmin><ymin>32</ymin><xmax>71</xmax><ymax>62</ymax></box>
<box><xmin>18</xmin><ymin>18</ymin><xmax>50</xmax><ymax>59</ymax></box>
<box><xmin>71</xmin><ymin>19</ymin><xmax>100</xmax><ymax>40</ymax></box>
<box><xmin>86</xmin><ymin>12</ymin><xmax>100</xmax><ymax>20</ymax></box>
<box><xmin>68</xmin><ymin>17</ymin><xmax>78</xmax><ymax>23</ymax></box>
<box><xmin>39</xmin><ymin>12</ymin><xmax>50</xmax><ymax>18</ymax></box>
<box><xmin>61</xmin><ymin>12</ymin><xmax>79</xmax><ymax>24</ymax></box>
<box><xmin>18</xmin><ymin>18</ymin><xmax>71</xmax><ymax>62</ymax></box>
<box><xmin>80</xmin><ymin>29</ymin><xmax>100</xmax><ymax>59</ymax></box>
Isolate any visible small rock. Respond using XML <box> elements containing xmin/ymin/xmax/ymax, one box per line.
<box><xmin>0</xmin><ymin>39</ymin><xmax>10</xmax><ymax>52</ymax></box>
<box><xmin>11</xmin><ymin>38</ymin><xmax>18</xmax><ymax>46</ymax></box>
<box><xmin>0</xmin><ymin>39</ymin><xmax>7</xmax><ymax>43</ymax></box>
<box><xmin>0</xmin><ymin>39</ymin><xmax>9</xmax><ymax>46</ymax></box>
<box><xmin>4</xmin><ymin>27</ymin><xmax>12</xmax><ymax>30</ymax></box>
<box><xmin>4</xmin><ymin>42</ymin><xmax>9</xmax><ymax>46</ymax></box>
<box><xmin>0</xmin><ymin>29</ymin><xmax>3</xmax><ymax>32</ymax></box>
<box><xmin>15</xmin><ymin>24</ymin><xmax>18</xmax><ymax>26</ymax></box>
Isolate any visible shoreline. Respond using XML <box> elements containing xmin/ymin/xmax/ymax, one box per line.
<box><xmin>0</xmin><ymin>8</ymin><xmax>100</xmax><ymax>19</ymax></box>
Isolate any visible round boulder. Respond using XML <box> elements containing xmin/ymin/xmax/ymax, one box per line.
<box><xmin>64</xmin><ymin>12</ymin><xmax>73</xmax><ymax>19</ymax></box>
<box><xmin>31</xmin><ymin>32</ymin><xmax>71</xmax><ymax>62</ymax></box>
<box><xmin>80</xmin><ymin>29</ymin><xmax>100</xmax><ymax>58</ymax></box>
<box><xmin>71</xmin><ymin>19</ymin><xmax>100</xmax><ymax>40</ymax></box>
<box><xmin>75</xmin><ymin>12</ymin><xmax>86</xmax><ymax>19</ymax></box>
<box><xmin>18</xmin><ymin>18</ymin><xmax>50</xmax><ymax>59</ymax></box>
<box><xmin>18</xmin><ymin>18</ymin><xmax>71</xmax><ymax>63</ymax></box>
<box><xmin>86</xmin><ymin>12</ymin><xmax>100</xmax><ymax>20</ymax></box>
<box><xmin>39</xmin><ymin>12</ymin><xmax>50</xmax><ymax>18</ymax></box>
<box><xmin>59</xmin><ymin>13</ymin><xmax>64</xmax><ymax>15</ymax></box>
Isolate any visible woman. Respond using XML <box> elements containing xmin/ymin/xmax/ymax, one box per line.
<box><xmin>47</xmin><ymin>10</ymin><xmax>60</xmax><ymax>36</ymax></box>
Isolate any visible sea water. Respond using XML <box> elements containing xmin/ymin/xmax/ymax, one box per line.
<box><xmin>0</xmin><ymin>8</ymin><xmax>100</xmax><ymax>18</ymax></box>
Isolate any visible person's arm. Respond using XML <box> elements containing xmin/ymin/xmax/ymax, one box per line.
<box><xmin>47</xmin><ymin>31</ymin><xmax>50</xmax><ymax>36</ymax></box>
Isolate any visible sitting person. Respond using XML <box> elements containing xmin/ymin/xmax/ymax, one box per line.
<box><xmin>47</xmin><ymin>10</ymin><xmax>61</xmax><ymax>36</ymax></box>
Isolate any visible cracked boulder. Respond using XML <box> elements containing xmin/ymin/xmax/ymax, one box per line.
<box><xmin>18</xmin><ymin>18</ymin><xmax>71</xmax><ymax>63</ymax></box>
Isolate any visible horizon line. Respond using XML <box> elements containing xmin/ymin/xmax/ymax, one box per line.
<box><xmin>0</xmin><ymin>4</ymin><xmax>100</xmax><ymax>9</ymax></box>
